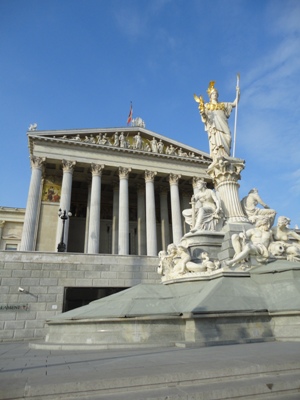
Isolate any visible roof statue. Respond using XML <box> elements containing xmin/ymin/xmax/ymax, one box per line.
<box><xmin>131</xmin><ymin>117</ymin><xmax>145</xmax><ymax>128</ymax></box>
<box><xmin>28</xmin><ymin>123</ymin><xmax>37</xmax><ymax>131</ymax></box>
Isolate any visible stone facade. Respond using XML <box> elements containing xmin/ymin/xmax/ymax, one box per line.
<box><xmin>0</xmin><ymin>125</ymin><xmax>211</xmax><ymax>341</ymax></box>
<box><xmin>21</xmin><ymin>127</ymin><xmax>211</xmax><ymax>254</ymax></box>
<box><xmin>0</xmin><ymin>251</ymin><xmax>159</xmax><ymax>341</ymax></box>
<box><xmin>0</xmin><ymin>207</ymin><xmax>25</xmax><ymax>251</ymax></box>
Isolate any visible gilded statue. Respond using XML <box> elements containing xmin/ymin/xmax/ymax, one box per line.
<box><xmin>194</xmin><ymin>81</ymin><xmax>239</xmax><ymax>160</ymax></box>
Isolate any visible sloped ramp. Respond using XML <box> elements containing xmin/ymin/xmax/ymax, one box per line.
<box><xmin>42</xmin><ymin>268</ymin><xmax>300</xmax><ymax>348</ymax></box>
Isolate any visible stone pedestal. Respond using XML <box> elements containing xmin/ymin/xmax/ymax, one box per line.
<box><xmin>218</xmin><ymin>222</ymin><xmax>253</xmax><ymax>262</ymax></box>
<box><xmin>180</xmin><ymin>231</ymin><xmax>225</xmax><ymax>261</ymax></box>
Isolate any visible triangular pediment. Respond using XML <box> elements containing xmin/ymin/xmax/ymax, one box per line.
<box><xmin>28</xmin><ymin>127</ymin><xmax>211</xmax><ymax>163</ymax></box>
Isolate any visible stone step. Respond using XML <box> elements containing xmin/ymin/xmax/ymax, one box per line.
<box><xmin>14</xmin><ymin>364</ymin><xmax>300</xmax><ymax>400</ymax></box>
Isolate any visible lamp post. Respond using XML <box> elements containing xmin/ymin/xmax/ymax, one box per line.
<box><xmin>57</xmin><ymin>209</ymin><xmax>72</xmax><ymax>252</ymax></box>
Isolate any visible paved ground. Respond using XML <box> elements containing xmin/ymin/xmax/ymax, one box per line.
<box><xmin>0</xmin><ymin>341</ymin><xmax>300</xmax><ymax>399</ymax></box>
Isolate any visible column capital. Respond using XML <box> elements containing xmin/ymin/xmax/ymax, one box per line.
<box><xmin>119</xmin><ymin>167</ymin><xmax>131</xmax><ymax>180</ymax></box>
<box><xmin>145</xmin><ymin>170</ymin><xmax>157</xmax><ymax>183</ymax></box>
<box><xmin>91</xmin><ymin>163</ymin><xmax>105</xmax><ymax>177</ymax></box>
<box><xmin>0</xmin><ymin>220</ymin><xmax>5</xmax><ymax>229</ymax></box>
<box><xmin>62</xmin><ymin>159</ymin><xmax>76</xmax><ymax>173</ymax></box>
<box><xmin>169</xmin><ymin>173</ymin><xmax>181</xmax><ymax>185</ymax></box>
<box><xmin>207</xmin><ymin>157</ymin><xmax>245</xmax><ymax>187</ymax></box>
<box><xmin>30</xmin><ymin>155</ymin><xmax>46</xmax><ymax>170</ymax></box>
<box><xmin>207</xmin><ymin>157</ymin><xmax>247</xmax><ymax>222</ymax></box>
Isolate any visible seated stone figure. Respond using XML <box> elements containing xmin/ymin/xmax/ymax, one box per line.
<box><xmin>241</xmin><ymin>188</ymin><xmax>276</xmax><ymax>226</ymax></box>
<box><xmin>269</xmin><ymin>216</ymin><xmax>300</xmax><ymax>262</ymax></box>
<box><xmin>182</xmin><ymin>179</ymin><xmax>223</xmax><ymax>233</ymax></box>
<box><xmin>226</xmin><ymin>217</ymin><xmax>273</xmax><ymax>267</ymax></box>
<box><xmin>158</xmin><ymin>244</ymin><xmax>219</xmax><ymax>279</ymax></box>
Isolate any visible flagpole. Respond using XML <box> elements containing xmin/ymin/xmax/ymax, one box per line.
<box><xmin>127</xmin><ymin>101</ymin><xmax>133</xmax><ymax>126</ymax></box>
<box><xmin>232</xmin><ymin>73</ymin><xmax>240</xmax><ymax>158</ymax></box>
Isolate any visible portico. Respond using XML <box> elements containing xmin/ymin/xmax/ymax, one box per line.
<box><xmin>20</xmin><ymin>127</ymin><xmax>211</xmax><ymax>255</ymax></box>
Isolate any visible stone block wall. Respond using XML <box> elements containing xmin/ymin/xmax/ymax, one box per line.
<box><xmin>0</xmin><ymin>251</ymin><xmax>160</xmax><ymax>341</ymax></box>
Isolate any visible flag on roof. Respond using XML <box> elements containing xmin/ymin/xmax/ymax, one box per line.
<box><xmin>127</xmin><ymin>102</ymin><xmax>133</xmax><ymax>125</ymax></box>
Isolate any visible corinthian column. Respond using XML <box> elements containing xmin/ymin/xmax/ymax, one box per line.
<box><xmin>20</xmin><ymin>156</ymin><xmax>45</xmax><ymax>251</ymax></box>
<box><xmin>118</xmin><ymin>167</ymin><xmax>131</xmax><ymax>255</ymax></box>
<box><xmin>207</xmin><ymin>158</ymin><xmax>248</xmax><ymax>223</ymax></box>
<box><xmin>137</xmin><ymin>184</ymin><xmax>146</xmax><ymax>255</ymax></box>
<box><xmin>111</xmin><ymin>183</ymin><xmax>119</xmax><ymax>254</ymax></box>
<box><xmin>159</xmin><ymin>188</ymin><xmax>170</xmax><ymax>251</ymax></box>
<box><xmin>56</xmin><ymin>160</ymin><xmax>76</xmax><ymax>250</ymax></box>
<box><xmin>87</xmin><ymin>164</ymin><xmax>104</xmax><ymax>254</ymax></box>
<box><xmin>169</xmin><ymin>174</ymin><xmax>183</xmax><ymax>245</ymax></box>
<box><xmin>145</xmin><ymin>170</ymin><xmax>157</xmax><ymax>256</ymax></box>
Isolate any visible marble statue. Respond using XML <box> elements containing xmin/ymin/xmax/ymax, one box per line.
<box><xmin>166</xmin><ymin>144</ymin><xmax>177</xmax><ymax>155</ymax></box>
<box><xmin>28</xmin><ymin>123</ymin><xmax>37</xmax><ymax>131</ymax></box>
<box><xmin>157</xmin><ymin>244</ymin><xmax>177</xmax><ymax>277</ymax></box>
<box><xmin>270</xmin><ymin>216</ymin><xmax>300</xmax><ymax>262</ymax></box>
<box><xmin>100</xmin><ymin>133</ymin><xmax>110</xmax><ymax>145</ymax></box>
<box><xmin>156</xmin><ymin>78</ymin><xmax>299</xmax><ymax>283</ymax></box>
<box><xmin>157</xmin><ymin>140</ymin><xmax>164</xmax><ymax>154</ymax></box>
<box><xmin>150</xmin><ymin>137</ymin><xmax>158</xmax><ymax>153</ymax></box>
<box><xmin>96</xmin><ymin>133</ymin><xmax>102</xmax><ymax>144</ymax></box>
<box><xmin>84</xmin><ymin>135</ymin><xmax>95</xmax><ymax>144</ymax></box>
<box><xmin>178</xmin><ymin>148</ymin><xmax>188</xmax><ymax>157</ymax></box>
<box><xmin>194</xmin><ymin>81</ymin><xmax>239</xmax><ymax>160</ymax></box>
<box><xmin>226</xmin><ymin>217</ymin><xmax>273</xmax><ymax>267</ymax></box>
<box><xmin>132</xmin><ymin>117</ymin><xmax>145</xmax><ymax>128</ymax></box>
<box><xmin>182</xmin><ymin>179</ymin><xmax>223</xmax><ymax>232</ymax></box>
<box><xmin>158</xmin><ymin>244</ymin><xmax>220</xmax><ymax>280</ymax></box>
<box><xmin>113</xmin><ymin>132</ymin><xmax>119</xmax><ymax>146</ymax></box>
<box><xmin>119</xmin><ymin>132</ymin><xmax>129</xmax><ymax>149</ymax></box>
<box><xmin>133</xmin><ymin>132</ymin><xmax>143</xmax><ymax>149</ymax></box>
<box><xmin>241</xmin><ymin>188</ymin><xmax>276</xmax><ymax>225</ymax></box>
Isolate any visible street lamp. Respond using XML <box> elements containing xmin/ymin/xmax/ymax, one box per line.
<box><xmin>57</xmin><ymin>209</ymin><xmax>72</xmax><ymax>252</ymax></box>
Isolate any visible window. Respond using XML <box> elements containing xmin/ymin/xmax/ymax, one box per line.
<box><xmin>5</xmin><ymin>244</ymin><xmax>18</xmax><ymax>251</ymax></box>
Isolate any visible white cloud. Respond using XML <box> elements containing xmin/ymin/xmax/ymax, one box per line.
<box><xmin>113</xmin><ymin>5</ymin><xmax>146</xmax><ymax>39</ymax></box>
<box><xmin>235</xmin><ymin>1</ymin><xmax>300</xmax><ymax>169</ymax></box>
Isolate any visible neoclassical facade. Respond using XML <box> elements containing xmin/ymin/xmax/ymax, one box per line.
<box><xmin>0</xmin><ymin>125</ymin><xmax>214</xmax><ymax>341</ymax></box>
<box><xmin>20</xmin><ymin>126</ymin><xmax>212</xmax><ymax>256</ymax></box>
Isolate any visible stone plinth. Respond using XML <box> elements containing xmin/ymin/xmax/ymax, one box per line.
<box><xmin>180</xmin><ymin>231</ymin><xmax>224</xmax><ymax>261</ymax></box>
<box><xmin>218</xmin><ymin>222</ymin><xmax>253</xmax><ymax>262</ymax></box>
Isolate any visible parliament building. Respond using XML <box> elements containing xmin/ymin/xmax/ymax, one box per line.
<box><xmin>0</xmin><ymin>122</ymin><xmax>212</xmax><ymax>340</ymax></box>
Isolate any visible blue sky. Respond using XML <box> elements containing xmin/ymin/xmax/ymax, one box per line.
<box><xmin>1</xmin><ymin>0</ymin><xmax>300</xmax><ymax>227</ymax></box>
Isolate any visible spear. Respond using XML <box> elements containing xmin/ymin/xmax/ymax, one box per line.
<box><xmin>232</xmin><ymin>73</ymin><xmax>240</xmax><ymax>158</ymax></box>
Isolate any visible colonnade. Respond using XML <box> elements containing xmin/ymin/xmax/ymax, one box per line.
<box><xmin>20</xmin><ymin>157</ymin><xmax>196</xmax><ymax>255</ymax></box>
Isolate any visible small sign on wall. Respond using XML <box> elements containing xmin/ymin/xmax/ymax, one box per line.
<box><xmin>0</xmin><ymin>304</ymin><xmax>29</xmax><ymax>312</ymax></box>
